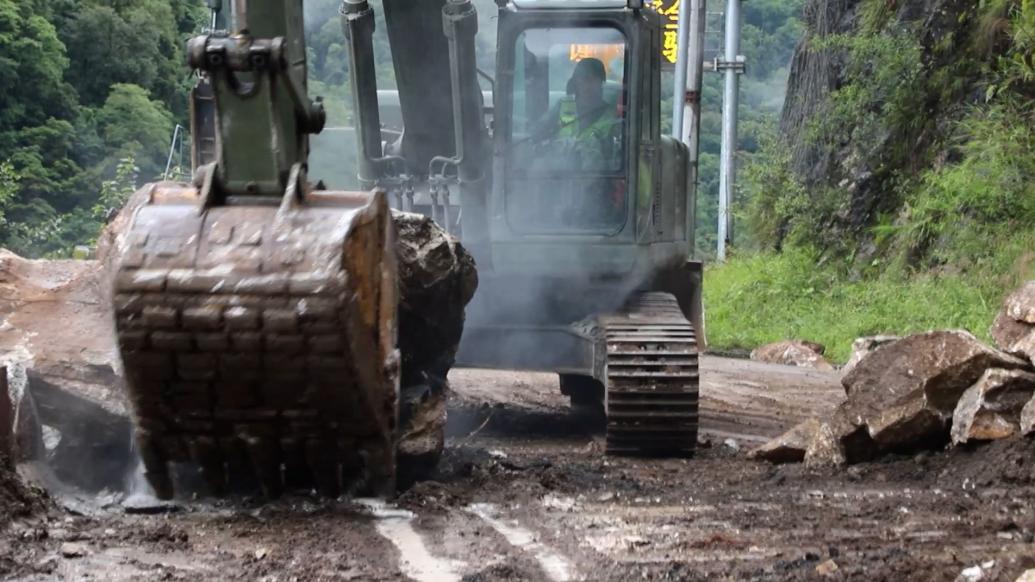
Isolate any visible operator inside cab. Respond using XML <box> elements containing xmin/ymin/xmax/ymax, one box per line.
<box><xmin>505</xmin><ymin>26</ymin><xmax>629</xmax><ymax>233</ymax></box>
<box><xmin>530</xmin><ymin>57</ymin><xmax>621</xmax><ymax>173</ymax></box>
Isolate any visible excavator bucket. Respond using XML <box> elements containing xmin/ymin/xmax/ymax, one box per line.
<box><xmin>111</xmin><ymin>180</ymin><xmax>400</xmax><ymax>499</ymax></box>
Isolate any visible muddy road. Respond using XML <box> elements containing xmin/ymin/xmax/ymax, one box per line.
<box><xmin>3</xmin><ymin>356</ymin><xmax>1035</xmax><ymax>581</ymax></box>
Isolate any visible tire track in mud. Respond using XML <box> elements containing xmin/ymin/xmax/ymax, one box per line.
<box><xmin>358</xmin><ymin>499</ymin><xmax>466</xmax><ymax>582</ymax></box>
<box><xmin>465</xmin><ymin>503</ymin><xmax>577</xmax><ymax>581</ymax></box>
<box><xmin>360</xmin><ymin>498</ymin><xmax>581</xmax><ymax>582</ymax></box>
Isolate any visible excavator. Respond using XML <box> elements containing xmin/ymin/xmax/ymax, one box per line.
<box><xmin>111</xmin><ymin>0</ymin><xmax>704</xmax><ymax>499</ymax></box>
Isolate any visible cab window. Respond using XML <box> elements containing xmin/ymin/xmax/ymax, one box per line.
<box><xmin>506</xmin><ymin>27</ymin><xmax>628</xmax><ymax>234</ymax></box>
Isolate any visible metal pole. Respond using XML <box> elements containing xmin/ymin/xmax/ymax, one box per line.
<box><xmin>717</xmin><ymin>0</ymin><xmax>740</xmax><ymax>262</ymax></box>
<box><xmin>163</xmin><ymin>125</ymin><xmax>183</xmax><ymax>180</ymax></box>
<box><xmin>670</xmin><ymin>0</ymin><xmax>691</xmax><ymax>137</ymax></box>
<box><xmin>681</xmin><ymin>0</ymin><xmax>706</xmax><ymax>177</ymax></box>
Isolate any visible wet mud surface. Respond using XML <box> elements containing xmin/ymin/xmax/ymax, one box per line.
<box><xmin>3</xmin><ymin>356</ymin><xmax>1035</xmax><ymax>581</ymax></box>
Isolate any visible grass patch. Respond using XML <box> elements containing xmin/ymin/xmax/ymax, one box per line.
<box><xmin>703</xmin><ymin>240</ymin><xmax>1033</xmax><ymax>363</ymax></box>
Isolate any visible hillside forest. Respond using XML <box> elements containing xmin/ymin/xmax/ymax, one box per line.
<box><xmin>1</xmin><ymin>0</ymin><xmax>1029</xmax><ymax>360</ymax></box>
<box><xmin>0</xmin><ymin>0</ymin><xmax>800</xmax><ymax>258</ymax></box>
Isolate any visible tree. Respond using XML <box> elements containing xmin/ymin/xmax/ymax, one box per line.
<box><xmin>58</xmin><ymin>0</ymin><xmax>189</xmax><ymax>114</ymax></box>
<box><xmin>0</xmin><ymin>160</ymin><xmax>17</xmax><ymax>229</ymax></box>
<box><xmin>7</xmin><ymin>118</ymin><xmax>85</xmax><ymax>213</ymax></box>
<box><xmin>0</xmin><ymin>1</ymin><xmax>77</xmax><ymax>138</ymax></box>
<box><xmin>95</xmin><ymin>83</ymin><xmax>175</xmax><ymax>179</ymax></box>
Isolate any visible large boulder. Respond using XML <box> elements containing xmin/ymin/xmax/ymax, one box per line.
<box><xmin>0</xmin><ymin>250</ymin><xmax>132</xmax><ymax>491</ymax></box>
<box><xmin>752</xmin><ymin>410</ymin><xmax>879</xmax><ymax>468</ymax></box>
<box><xmin>991</xmin><ymin>282</ymin><xmax>1035</xmax><ymax>364</ymax></box>
<box><xmin>841</xmin><ymin>330</ymin><xmax>1029</xmax><ymax>450</ymax></box>
<box><xmin>804</xmin><ymin>408</ymin><xmax>877</xmax><ymax>468</ymax></box>
<box><xmin>391</xmin><ymin>212</ymin><xmax>477</xmax><ymax>477</ymax></box>
<box><xmin>393</xmin><ymin>211</ymin><xmax>478</xmax><ymax>390</ymax></box>
<box><xmin>952</xmin><ymin>368</ymin><xmax>1035</xmax><ymax>444</ymax></box>
<box><xmin>948</xmin><ymin>366</ymin><xmax>1035</xmax><ymax>443</ymax></box>
<box><xmin>750</xmin><ymin>340</ymin><xmax>834</xmax><ymax>371</ymax></box>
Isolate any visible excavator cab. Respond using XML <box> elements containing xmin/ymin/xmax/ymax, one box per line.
<box><xmin>489</xmin><ymin>0</ymin><xmax>689</xmax><ymax>263</ymax></box>
<box><xmin>343</xmin><ymin>0</ymin><xmax>702</xmax><ymax>455</ymax></box>
<box><xmin>458</xmin><ymin>0</ymin><xmax>704</xmax><ymax>455</ymax></box>
<box><xmin>502</xmin><ymin>24</ymin><xmax>630</xmax><ymax>233</ymax></box>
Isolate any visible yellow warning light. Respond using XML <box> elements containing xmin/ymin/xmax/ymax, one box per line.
<box><xmin>568</xmin><ymin>43</ymin><xmax>625</xmax><ymax>71</ymax></box>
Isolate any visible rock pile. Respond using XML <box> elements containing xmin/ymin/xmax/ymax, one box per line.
<box><xmin>752</xmin><ymin>282</ymin><xmax>1035</xmax><ymax>466</ymax></box>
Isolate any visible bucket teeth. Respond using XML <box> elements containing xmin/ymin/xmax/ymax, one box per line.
<box><xmin>188</xmin><ymin>436</ymin><xmax>225</xmax><ymax>496</ymax></box>
<box><xmin>306</xmin><ymin>438</ymin><xmax>342</xmax><ymax>498</ymax></box>
<box><xmin>220</xmin><ymin>436</ymin><xmax>255</xmax><ymax>493</ymax></box>
<box><xmin>281</xmin><ymin>436</ymin><xmax>314</xmax><ymax>490</ymax></box>
<box><xmin>241</xmin><ymin>430</ymin><xmax>283</xmax><ymax>499</ymax></box>
<box><xmin>137</xmin><ymin>428</ymin><xmax>174</xmax><ymax>500</ymax></box>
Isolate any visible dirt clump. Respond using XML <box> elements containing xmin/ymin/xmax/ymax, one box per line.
<box><xmin>0</xmin><ymin>454</ymin><xmax>46</xmax><ymax>527</ymax></box>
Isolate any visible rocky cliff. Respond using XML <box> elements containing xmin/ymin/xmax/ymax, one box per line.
<box><xmin>778</xmin><ymin>0</ymin><xmax>989</xmax><ymax>242</ymax></box>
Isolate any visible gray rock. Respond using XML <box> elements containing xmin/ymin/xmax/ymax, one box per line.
<box><xmin>952</xmin><ymin>368</ymin><xmax>1035</xmax><ymax>444</ymax></box>
<box><xmin>842</xmin><ymin>330</ymin><xmax>1029</xmax><ymax>450</ymax></box>
<box><xmin>842</xmin><ymin>336</ymin><xmax>900</xmax><ymax>376</ymax></box>
<box><xmin>393</xmin><ymin>211</ymin><xmax>478</xmax><ymax>390</ymax></box>
<box><xmin>122</xmin><ymin>495</ymin><xmax>180</xmax><ymax>515</ymax></box>
<box><xmin>1021</xmin><ymin>394</ymin><xmax>1035</xmax><ymax>436</ymax></box>
<box><xmin>59</xmin><ymin>542</ymin><xmax>88</xmax><ymax>558</ymax></box>
<box><xmin>804</xmin><ymin>421</ymin><xmax>846</xmax><ymax>468</ymax></box>
<box><xmin>750</xmin><ymin>419</ymin><xmax>820</xmax><ymax>464</ymax></box>
<box><xmin>750</xmin><ymin>340</ymin><xmax>835</xmax><ymax>371</ymax></box>
<box><xmin>991</xmin><ymin>302</ymin><xmax>1035</xmax><ymax>365</ymax></box>
<box><xmin>1004</xmin><ymin>281</ymin><xmax>1035</xmax><ymax>324</ymax></box>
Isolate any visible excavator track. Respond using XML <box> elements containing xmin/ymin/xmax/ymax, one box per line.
<box><xmin>603</xmin><ymin>292</ymin><xmax>699</xmax><ymax>456</ymax></box>
<box><xmin>113</xmin><ymin>184</ymin><xmax>399</xmax><ymax>500</ymax></box>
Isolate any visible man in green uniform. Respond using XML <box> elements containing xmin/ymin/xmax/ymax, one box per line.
<box><xmin>522</xmin><ymin>57</ymin><xmax>624</xmax><ymax>226</ymax></box>
<box><xmin>552</xmin><ymin>57</ymin><xmax>620</xmax><ymax>173</ymax></box>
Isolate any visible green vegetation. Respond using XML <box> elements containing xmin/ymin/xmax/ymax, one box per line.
<box><xmin>0</xmin><ymin>0</ymin><xmax>205</xmax><ymax>257</ymax></box>
<box><xmin>708</xmin><ymin>0</ymin><xmax>1035</xmax><ymax>360</ymax></box>
<box><xmin>663</xmin><ymin>0</ymin><xmax>804</xmax><ymax>255</ymax></box>
<box><xmin>705</xmin><ymin>234</ymin><xmax>1034</xmax><ymax>362</ymax></box>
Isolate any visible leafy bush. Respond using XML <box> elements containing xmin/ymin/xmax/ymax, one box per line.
<box><xmin>896</xmin><ymin>99</ymin><xmax>1035</xmax><ymax>265</ymax></box>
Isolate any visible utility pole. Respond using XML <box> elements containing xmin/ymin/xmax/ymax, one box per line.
<box><xmin>715</xmin><ymin>0</ymin><xmax>743</xmax><ymax>262</ymax></box>
<box><xmin>671</xmin><ymin>0</ymin><xmax>706</xmax><ymax>247</ymax></box>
